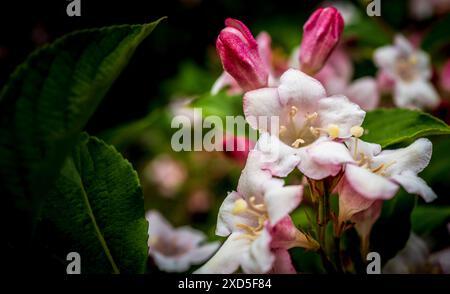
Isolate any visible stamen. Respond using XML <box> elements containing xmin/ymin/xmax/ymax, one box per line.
<box><xmin>289</xmin><ymin>106</ymin><xmax>298</xmax><ymax>117</ymax></box>
<box><xmin>306</xmin><ymin>112</ymin><xmax>318</xmax><ymax>121</ymax></box>
<box><xmin>232</xmin><ymin>199</ymin><xmax>248</xmax><ymax>215</ymax></box>
<box><xmin>310</xmin><ymin>126</ymin><xmax>320</xmax><ymax>136</ymax></box>
<box><xmin>236</xmin><ymin>223</ymin><xmax>257</xmax><ymax>234</ymax></box>
<box><xmin>327</xmin><ymin>124</ymin><xmax>340</xmax><ymax>139</ymax></box>
<box><xmin>248</xmin><ymin>196</ymin><xmax>266</xmax><ymax>213</ymax></box>
<box><xmin>291</xmin><ymin>138</ymin><xmax>305</xmax><ymax>148</ymax></box>
<box><xmin>279</xmin><ymin>125</ymin><xmax>287</xmax><ymax>135</ymax></box>
<box><xmin>350</xmin><ymin>126</ymin><xmax>364</xmax><ymax>138</ymax></box>
<box><xmin>409</xmin><ymin>54</ymin><xmax>418</xmax><ymax>65</ymax></box>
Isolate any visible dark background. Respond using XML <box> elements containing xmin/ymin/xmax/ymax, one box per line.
<box><xmin>0</xmin><ymin>0</ymin><xmax>319</xmax><ymax>135</ymax></box>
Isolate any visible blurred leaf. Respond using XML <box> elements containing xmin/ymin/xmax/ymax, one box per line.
<box><xmin>362</xmin><ymin>109</ymin><xmax>450</xmax><ymax>148</ymax></box>
<box><xmin>0</xmin><ymin>18</ymin><xmax>164</xmax><ymax>216</ymax></box>
<box><xmin>421</xmin><ymin>14</ymin><xmax>450</xmax><ymax>55</ymax></box>
<box><xmin>422</xmin><ymin>137</ymin><xmax>450</xmax><ymax>184</ymax></box>
<box><xmin>44</xmin><ymin>134</ymin><xmax>148</xmax><ymax>274</ymax></box>
<box><xmin>411</xmin><ymin>205</ymin><xmax>450</xmax><ymax>236</ymax></box>
<box><xmin>290</xmin><ymin>248</ymin><xmax>325</xmax><ymax>274</ymax></box>
<box><xmin>344</xmin><ymin>12</ymin><xmax>390</xmax><ymax>48</ymax></box>
<box><xmin>161</xmin><ymin>61</ymin><xmax>218</xmax><ymax>98</ymax></box>
<box><xmin>191</xmin><ymin>92</ymin><xmax>251</xmax><ymax>137</ymax></box>
<box><xmin>370</xmin><ymin>191</ymin><xmax>416</xmax><ymax>265</ymax></box>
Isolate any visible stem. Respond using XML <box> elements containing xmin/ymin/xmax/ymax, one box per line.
<box><xmin>317</xmin><ymin>182</ymin><xmax>333</xmax><ymax>272</ymax></box>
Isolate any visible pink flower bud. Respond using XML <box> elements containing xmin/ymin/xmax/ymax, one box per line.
<box><xmin>222</xmin><ymin>135</ymin><xmax>255</xmax><ymax>164</ymax></box>
<box><xmin>216</xmin><ymin>18</ymin><xmax>269</xmax><ymax>91</ymax></box>
<box><xmin>299</xmin><ymin>7</ymin><xmax>344</xmax><ymax>75</ymax></box>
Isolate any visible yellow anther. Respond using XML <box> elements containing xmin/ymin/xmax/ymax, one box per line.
<box><xmin>350</xmin><ymin>126</ymin><xmax>364</xmax><ymax>138</ymax></box>
<box><xmin>291</xmin><ymin>138</ymin><xmax>305</xmax><ymax>148</ymax></box>
<box><xmin>289</xmin><ymin>106</ymin><xmax>298</xmax><ymax>117</ymax></box>
<box><xmin>409</xmin><ymin>54</ymin><xmax>418</xmax><ymax>65</ymax></box>
<box><xmin>306</xmin><ymin>112</ymin><xmax>318</xmax><ymax>121</ymax></box>
<box><xmin>327</xmin><ymin>124</ymin><xmax>340</xmax><ymax>139</ymax></box>
<box><xmin>232</xmin><ymin>199</ymin><xmax>248</xmax><ymax>215</ymax></box>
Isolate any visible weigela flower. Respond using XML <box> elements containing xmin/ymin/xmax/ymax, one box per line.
<box><xmin>195</xmin><ymin>150</ymin><xmax>318</xmax><ymax>274</ymax></box>
<box><xmin>147</xmin><ymin>211</ymin><xmax>219</xmax><ymax>272</ymax></box>
<box><xmin>244</xmin><ymin>68</ymin><xmax>365</xmax><ymax>180</ymax></box>
<box><xmin>222</xmin><ymin>135</ymin><xmax>255</xmax><ymax>164</ymax></box>
<box><xmin>374</xmin><ymin>35</ymin><xmax>440</xmax><ymax>109</ymax></box>
<box><xmin>337</xmin><ymin>136</ymin><xmax>437</xmax><ymax>238</ymax></box>
<box><xmin>215</xmin><ymin>18</ymin><xmax>270</xmax><ymax>92</ymax></box>
<box><xmin>441</xmin><ymin>59</ymin><xmax>450</xmax><ymax>93</ymax></box>
<box><xmin>299</xmin><ymin>7</ymin><xmax>344</xmax><ymax>75</ymax></box>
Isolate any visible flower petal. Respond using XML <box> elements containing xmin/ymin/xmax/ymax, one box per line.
<box><xmin>391</xmin><ymin>171</ymin><xmax>437</xmax><ymax>203</ymax></box>
<box><xmin>269</xmin><ymin>249</ymin><xmax>296</xmax><ymax>274</ymax></box>
<box><xmin>372</xmin><ymin>138</ymin><xmax>433</xmax><ymax>176</ymax></box>
<box><xmin>394</xmin><ymin>79</ymin><xmax>440</xmax><ymax>110</ymax></box>
<box><xmin>277</xmin><ymin>69</ymin><xmax>326</xmax><ymax>111</ymax></box>
<box><xmin>298</xmin><ymin>143</ymin><xmax>342</xmax><ymax>180</ymax></box>
<box><xmin>146</xmin><ymin>210</ymin><xmax>173</xmax><ymax>242</ymax></box>
<box><xmin>337</xmin><ymin>177</ymin><xmax>377</xmax><ymax>224</ymax></box>
<box><xmin>346</xmin><ymin>77</ymin><xmax>380</xmax><ymax>110</ymax></box>
<box><xmin>374</xmin><ymin>45</ymin><xmax>398</xmax><ymax>74</ymax></box>
<box><xmin>194</xmin><ymin>233</ymin><xmax>251</xmax><ymax>274</ymax></box>
<box><xmin>255</xmin><ymin>133</ymin><xmax>301</xmax><ymax>177</ymax></box>
<box><xmin>318</xmin><ymin>95</ymin><xmax>366</xmax><ymax>138</ymax></box>
<box><xmin>186</xmin><ymin>242</ymin><xmax>221</xmax><ymax>264</ymax></box>
<box><xmin>309</xmin><ymin>140</ymin><xmax>355</xmax><ymax>166</ymax></box>
<box><xmin>345</xmin><ymin>164</ymin><xmax>399</xmax><ymax>200</ymax></box>
<box><xmin>243</xmin><ymin>88</ymin><xmax>283</xmax><ymax>132</ymax></box>
<box><xmin>265</xmin><ymin>185</ymin><xmax>303</xmax><ymax>224</ymax></box>
<box><xmin>345</xmin><ymin>138</ymin><xmax>382</xmax><ymax>159</ymax></box>
<box><xmin>241</xmin><ymin>228</ymin><xmax>274</xmax><ymax>274</ymax></box>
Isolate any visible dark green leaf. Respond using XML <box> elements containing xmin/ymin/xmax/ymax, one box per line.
<box><xmin>370</xmin><ymin>191</ymin><xmax>416</xmax><ymax>265</ymax></box>
<box><xmin>411</xmin><ymin>205</ymin><xmax>450</xmax><ymax>236</ymax></box>
<box><xmin>421</xmin><ymin>14</ymin><xmax>450</xmax><ymax>55</ymax></box>
<box><xmin>0</xmin><ymin>18</ymin><xmax>164</xmax><ymax>214</ymax></box>
<box><xmin>362</xmin><ymin>108</ymin><xmax>450</xmax><ymax>148</ymax></box>
<box><xmin>44</xmin><ymin>134</ymin><xmax>148</xmax><ymax>274</ymax></box>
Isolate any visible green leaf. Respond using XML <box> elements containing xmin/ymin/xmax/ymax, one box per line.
<box><xmin>421</xmin><ymin>14</ymin><xmax>450</xmax><ymax>55</ymax></box>
<box><xmin>362</xmin><ymin>109</ymin><xmax>450</xmax><ymax>148</ymax></box>
<box><xmin>370</xmin><ymin>191</ymin><xmax>416</xmax><ymax>265</ymax></box>
<box><xmin>411</xmin><ymin>205</ymin><xmax>450</xmax><ymax>236</ymax></box>
<box><xmin>0</xmin><ymin>18</ymin><xmax>164</xmax><ymax>214</ymax></box>
<box><xmin>44</xmin><ymin>134</ymin><xmax>148</xmax><ymax>274</ymax></box>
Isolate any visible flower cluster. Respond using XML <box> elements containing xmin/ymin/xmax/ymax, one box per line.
<box><xmin>195</xmin><ymin>8</ymin><xmax>438</xmax><ymax>274</ymax></box>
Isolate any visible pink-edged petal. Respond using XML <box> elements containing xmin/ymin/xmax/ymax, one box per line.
<box><xmin>241</xmin><ymin>228</ymin><xmax>274</xmax><ymax>274</ymax></box>
<box><xmin>390</xmin><ymin>171</ymin><xmax>437</xmax><ymax>203</ymax></box>
<box><xmin>372</xmin><ymin>138</ymin><xmax>433</xmax><ymax>176</ymax></box>
<box><xmin>255</xmin><ymin>133</ymin><xmax>301</xmax><ymax>177</ymax></box>
<box><xmin>337</xmin><ymin>177</ymin><xmax>377</xmax><ymax>224</ymax></box>
<box><xmin>265</xmin><ymin>185</ymin><xmax>303</xmax><ymax>225</ymax></box>
<box><xmin>243</xmin><ymin>87</ymin><xmax>283</xmax><ymax>132</ymax></box>
<box><xmin>394</xmin><ymin>79</ymin><xmax>440</xmax><ymax>110</ymax></box>
<box><xmin>298</xmin><ymin>144</ymin><xmax>342</xmax><ymax>180</ymax></box>
<box><xmin>268</xmin><ymin>216</ymin><xmax>319</xmax><ymax>250</ymax></box>
<box><xmin>352</xmin><ymin>200</ymin><xmax>383</xmax><ymax>250</ymax></box>
<box><xmin>194</xmin><ymin>233</ymin><xmax>251</xmax><ymax>274</ymax></box>
<box><xmin>269</xmin><ymin>249</ymin><xmax>296</xmax><ymax>274</ymax></box>
<box><xmin>346</xmin><ymin>77</ymin><xmax>380</xmax><ymax>110</ymax></box>
<box><xmin>429</xmin><ymin>248</ymin><xmax>450</xmax><ymax>274</ymax></box>
<box><xmin>345</xmin><ymin>164</ymin><xmax>399</xmax><ymax>200</ymax></box>
<box><xmin>318</xmin><ymin>95</ymin><xmax>366</xmax><ymax>138</ymax></box>
<box><xmin>309</xmin><ymin>140</ymin><xmax>355</xmax><ymax>166</ymax></box>
<box><xmin>277</xmin><ymin>69</ymin><xmax>326</xmax><ymax>110</ymax></box>
<box><xmin>315</xmin><ymin>47</ymin><xmax>353</xmax><ymax>96</ymax></box>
